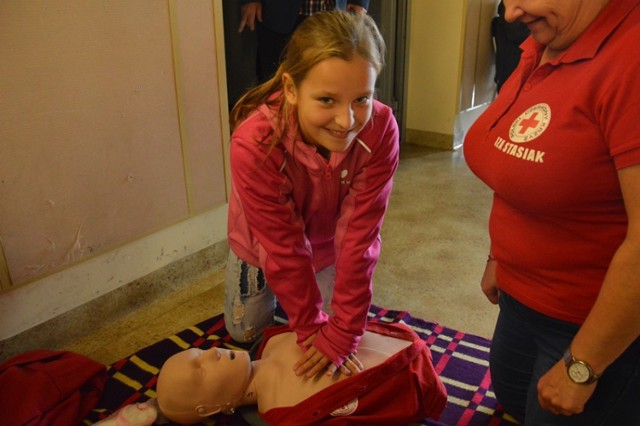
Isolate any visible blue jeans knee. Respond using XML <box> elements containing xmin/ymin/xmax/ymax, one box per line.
<box><xmin>224</xmin><ymin>250</ymin><xmax>276</xmax><ymax>343</ymax></box>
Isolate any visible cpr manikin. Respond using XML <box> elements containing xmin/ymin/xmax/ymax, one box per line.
<box><xmin>156</xmin><ymin>322</ymin><xmax>447</xmax><ymax>425</ymax></box>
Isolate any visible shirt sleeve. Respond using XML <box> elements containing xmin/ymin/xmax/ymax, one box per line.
<box><xmin>601</xmin><ymin>49</ymin><xmax>640</xmax><ymax>170</ymax></box>
<box><xmin>230</xmin><ymin>135</ymin><xmax>329</xmax><ymax>344</ymax></box>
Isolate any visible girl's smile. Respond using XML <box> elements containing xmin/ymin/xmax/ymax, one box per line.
<box><xmin>283</xmin><ymin>53</ymin><xmax>377</xmax><ymax>155</ymax></box>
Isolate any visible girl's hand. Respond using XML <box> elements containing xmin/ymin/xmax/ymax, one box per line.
<box><xmin>338</xmin><ymin>353</ymin><xmax>364</xmax><ymax>376</ymax></box>
<box><xmin>293</xmin><ymin>340</ymin><xmax>332</xmax><ymax>378</ymax></box>
<box><xmin>294</xmin><ymin>334</ymin><xmax>363</xmax><ymax>378</ymax></box>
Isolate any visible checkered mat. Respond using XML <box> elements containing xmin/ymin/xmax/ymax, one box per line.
<box><xmin>83</xmin><ymin>305</ymin><xmax>518</xmax><ymax>425</ymax></box>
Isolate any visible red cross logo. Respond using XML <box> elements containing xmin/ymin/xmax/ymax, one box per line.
<box><xmin>509</xmin><ymin>103</ymin><xmax>551</xmax><ymax>143</ymax></box>
<box><xmin>518</xmin><ymin>112</ymin><xmax>540</xmax><ymax>134</ymax></box>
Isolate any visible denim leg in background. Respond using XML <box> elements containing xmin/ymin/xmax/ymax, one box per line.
<box><xmin>224</xmin><ymin>250</ymin><xmax>276</xmax><ymax>343</ymax></box>
<box><xmin>491</xmin><ymin>292</ymin><xmax>640</xmax><ymax>425</ymax></box>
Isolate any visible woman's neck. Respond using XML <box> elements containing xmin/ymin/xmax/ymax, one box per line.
<box><xmin>540</xmin><ymin>47</ymin><xmax>560</xmax><ymax>66</ymax></box>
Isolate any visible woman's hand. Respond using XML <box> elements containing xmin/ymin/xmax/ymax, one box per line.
<box><xmin>294</xmin><ymin>334</ymin><xmax>364</xmax><ymax>378</ymax></box>
<box><xmin>481</xmin><ymin>257</ymin><xmax>500</xmax><ymax>304</ymax></box>
<box><xmin>537</xmin><ymin>359</ymin><xmax>596</xmax><ymax>416</ymax></box>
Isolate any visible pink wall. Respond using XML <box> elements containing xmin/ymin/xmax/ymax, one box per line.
<box><xmin>0</xmin><ymin>0</ymin><xmax>227</xmax><ymax>288</ymax></box>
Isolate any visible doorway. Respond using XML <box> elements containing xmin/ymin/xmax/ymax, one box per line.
<box><xmin>221</xmin><ymin>1</ymin><xmax>409</xmax><ymax>139</ymax></box>
<box><xmin>368</xmin><ymin>0</ymin><xmax>408</xmax><ymax>139</ymax></box>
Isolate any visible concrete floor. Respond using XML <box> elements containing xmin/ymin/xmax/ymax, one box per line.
<box><xmin>1</xmin><ymin>143</ymin><xmax>499</xmax><ymax>366</ymax></box>
<box><xmin>373</xmin><ymin>143</ymin><xmax>497</xmax><ymax>340</ymax></box>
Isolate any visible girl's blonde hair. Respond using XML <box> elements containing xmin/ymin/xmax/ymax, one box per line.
<box><xmin>229</xmin><ymin>10</ymin><xmax>385</xmax><ymax>146</ymax></box>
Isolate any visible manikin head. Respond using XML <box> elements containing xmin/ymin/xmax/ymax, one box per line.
<box><xmin>156</xmin><ymin>347</ymin><xmax>252</xmax><ymax>424</ymax></box>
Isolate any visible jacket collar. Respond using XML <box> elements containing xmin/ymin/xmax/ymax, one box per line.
<box><xmin>256</xmin><ymin>93</ymin><xmax>369</xmax><ymax>169</ymax></box>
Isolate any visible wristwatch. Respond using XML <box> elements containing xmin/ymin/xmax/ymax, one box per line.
<box><xmin>563</xmin><ymin>348</ymin><xmax>600</xmax><ymax>385</ymax></box>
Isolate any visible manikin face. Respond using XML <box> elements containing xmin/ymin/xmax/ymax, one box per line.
<box><xmin>503</xmin><ymin>0</ymin><xmax>609</xmax><ymax>52</ymax></box>
<box><xmin>283</xmin><ymin>54</ymin><xmax>377</xmax><ymax>156</ymax></box>
<box><xmin>157</xmin><ymin>347</ymin><xmax>251</xmax><ymax>420</ymax></box>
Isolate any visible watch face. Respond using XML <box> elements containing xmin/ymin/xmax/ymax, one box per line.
<box><xmin>568</xmin><ymin>362</ymin><xmax>591</xmax><ymax>383</ymax></box>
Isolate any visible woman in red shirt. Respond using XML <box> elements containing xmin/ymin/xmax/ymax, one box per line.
<box><xmin>464</xmin><ymin>0</ymin><xmax>640</xmax><ymax>424</ymax></box>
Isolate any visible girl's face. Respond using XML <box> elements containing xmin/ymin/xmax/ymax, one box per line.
<box><xmin>503</xmin><ymin>0</ymin><xmax>609</xmax><ymax>52</ymax></box>
<box><xmin>283</xmin><ymin>54</ymin><xmax>377</xmax><ymax>155</ymax></box>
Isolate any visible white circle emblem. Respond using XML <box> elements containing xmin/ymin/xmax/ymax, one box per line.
<box><xmin>330</xmin><ymin>398</ymin><xmax>358</xmax><ymax>416</ymax></box>
<box><xmin>509</xmin><ymin>103</ymin><xmax>551</xmax><ymax>143</ymax></box>
<box><xmin>341</xmin><ymin>169</ymin><xmax>349</xmax><ymax>179</ymax></box>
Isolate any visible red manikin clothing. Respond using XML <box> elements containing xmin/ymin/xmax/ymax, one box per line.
<box><xmin>257</xmin><ymin>321</ymin><xmax>447</xmax><ymax>425</ymax></box>
<box><xmin>464</xmin><ymin>0</ymin><xmax>640</xmax><ymax>324</ymax></box>
<box><xmin>0</xmin><ymin>350</ymin><xmax>108</xmax><ymax>426</ymax></box>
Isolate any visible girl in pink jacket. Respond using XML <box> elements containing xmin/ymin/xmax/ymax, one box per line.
<box><xmin>225</xmin><ymin>10</ymin><xmax>399</xmax><ymax>378</ymax></box>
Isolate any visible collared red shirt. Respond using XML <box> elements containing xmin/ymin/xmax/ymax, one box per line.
<box><xmin>464</xmin><ymin>0</ymin><xmax>640</xmax><ymax>324</ymax></box>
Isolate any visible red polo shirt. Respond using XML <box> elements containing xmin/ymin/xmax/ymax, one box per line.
<box><xmin>464</xmin><ymin>0</ymin><xmax>640</xmax><ymax>324</ymax></box>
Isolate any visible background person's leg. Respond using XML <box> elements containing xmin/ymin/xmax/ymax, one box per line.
<box><xmin>255</xmin><ymin>22</ymin><xmax>290</xmax><ymax>83</ymax></box>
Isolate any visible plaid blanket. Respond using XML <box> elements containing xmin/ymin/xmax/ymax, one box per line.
<box><xmin>84</xmin><ymin>305</ymin><xmax>518</xmax><ymax>426</ymax></box>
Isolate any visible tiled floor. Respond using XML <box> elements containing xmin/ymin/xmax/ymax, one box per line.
<box><xmin>3</xmin><ymin>143</ymin><xmax>499</xmax><ymax>366</ymax></box>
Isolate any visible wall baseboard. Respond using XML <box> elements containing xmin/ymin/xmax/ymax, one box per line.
<box><xmin>0</xmin><ymin>237</ymin><xmax>228</xmax><ymax>363</ymax></box>
<box><xmin>0</xmin><ymin>205</ymin><xmax>228</xmax><ymax>342</ymax></box>
<box><xmin>405</xmin><ymin>128</ymin><xmax>454</xmax><ymax>150</ymax></box>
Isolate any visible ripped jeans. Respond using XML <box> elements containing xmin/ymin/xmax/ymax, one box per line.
<box><xmin>224</xmin><ymin>249</ymin><xmax>335</xmax><ymax>343</ymax></box>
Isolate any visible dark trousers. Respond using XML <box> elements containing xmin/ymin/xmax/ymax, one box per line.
<box><xmin>255</xmin><ymin>16</ymin><xmax>307</xmax><ymax>83</ymax></box>
<box><xmin>490</xmin><ymin>292</ymin><xmax>640</xmax><ymax>425</ymax></box>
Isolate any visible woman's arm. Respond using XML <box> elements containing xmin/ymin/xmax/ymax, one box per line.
<box><xmin>481</xmin><ymin>254</ymin><xmax>499</xmax><ymax>304</ymax></box>
<box><xmin>537</xmin><ymin>163</ymin><xmax>640</xmax><ymax>415</ymax></box>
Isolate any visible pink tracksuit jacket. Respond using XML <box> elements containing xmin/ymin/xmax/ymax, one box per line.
<box><xmin>227</xmin><ymin>95</ymin><xmax>399</xmax><ymax>365</ymax></box>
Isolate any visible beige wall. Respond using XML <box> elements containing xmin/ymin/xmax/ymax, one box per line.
<box><xmin>405</xmin><ymin>0</ymin><xmax>466</xmax><ymax>141</ymax></box>
<box><xmin>0</xmin><ymin>0</ymin><xmax>230</xmax><ymax>339</ymax></box>
<box><xmin>405</xmin><ymin>0</ymin><xmax>498</xmax><ymax>149</ymax></box>
<box><xmin>463</xmin><ymin>0</ymin><xmax>500</xmax><ymax>109</ymax></box>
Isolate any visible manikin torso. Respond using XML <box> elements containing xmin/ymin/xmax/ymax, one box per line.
<box><xmin>254</xmin><ymin>330</ymin><xmax>412</xmax><ymax>412</ymax></box>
